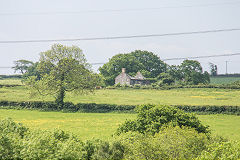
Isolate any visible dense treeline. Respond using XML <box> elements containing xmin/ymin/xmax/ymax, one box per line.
<box><xmin>1</xmin><ymin>105</ymin><xmax>240</xmax><ymax>160</ymax></box>
<box><xmin>107</xmin><ymin>81</ymin><xmax>240</xmax><ymax>90</ymax></box>
<box><xmin>99</xmin><ymin>50</ymin><xmax>210</xmax><ymax>86</ymax></box>
<box><xmin>0</xmin><ymin>75</ymin><xmax>22</xmax><ymax>79</ymax></box>
<box><xmin>1</xmin><ymin>101</ymin><xmax>240</xmax><ymax>115</ymax></box>
<box><xmin>13</xmin><ymin>49</ymin><xmax>210</xmax><ymax>87</ymax></box>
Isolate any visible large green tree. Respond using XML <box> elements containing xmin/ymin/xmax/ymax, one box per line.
<box><xmin>168</xmin><ymin>60</ymin><xmax>210</xmax><ymax>85</ymax></box>
<box><xmin>129</xmin><ymin>50</ymin><xmax>167</xmax><ymax>78</ymax></box>
<box><xmin>180</xmin><ymin>60</ymin><xmax>210</xmax><ymax>84</ymax></box>
<box><xmin>25</xmin><ymin>44</ymin><xmax>99</xmax><ymax>107</ymax></box>
<box><xmin>99</xmin><ymin>50</ymin><xmax>167</xmax><ymax>85</ymax></box>
<box><xmin>12</xmin><ymin>59</ymin><xmax>34</xmax><ymax>74</ymax></box>
<box><xmin>209</xmin><ymin>62</ymin><xmax>218</xmax><ymax>76</ymax></box>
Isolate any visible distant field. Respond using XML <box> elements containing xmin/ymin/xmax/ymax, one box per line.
<box><xmin>1</xmin><ymin>86</ymin><xmax>240</xmax><ymax>106</ymax></box>
<box><xmin>0</xmin><ymin>109</ymin><xmax>239</xmax><ymax>140</ymax></box>
<box><xmin>210</xmin><ymin>76</ymin><xmax>240</xmax><ymax>84</ymax></box>
<box><xmin>0</xmin><ymin>79</ymin><xmax>23</xmax><ymax>85</ymax></box>
<box><xmin>2</xmin><ymin>77</ymin><xmax>240</xmax><ymax>85</ymax></box>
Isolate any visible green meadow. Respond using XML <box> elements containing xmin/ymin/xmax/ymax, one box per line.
<box><xmin>210</xmin><ymin>76</ymin><xmax>240</xmax><ymax>84</ymax></box>
<box><xmin>0</xmin><ymin>79</ymin><xmax>23</xmax><ymax>85</ymax></box>
<box><xmin>1</xmin><ymin>86</ymin><xmax>240</xmax><ymax>106</ymax></box>
<box><xmin>0</xmin><ymin>109</ymin><xmax>239</xmax><ymax>140</ymax></box>
<box><xmin>1</xmin><ymin>79</ymin><xmax>240</xmax><ymax>141</ymax></box>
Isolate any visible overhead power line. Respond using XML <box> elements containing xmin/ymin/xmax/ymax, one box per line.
<box><xmin>162</xmin><ymin>53</ymin><xmax>240</xmax><ymax>61</ymax></box>
<box><xmin>0</xmin><ymin>28</ymin><xmax>240</xmax><ymax>44</ymax></box>
<box><xmin>1</xmin><ymin>0</ymin><xmax>240</xmax><ymax>16</ymax></box>
<box><xmin>1</xmin><ymin>52</ymin><xmax>240</xmax><ymax>68</ymax></box>
<box><xmin>89</xmin><ymin>52</ymin><xmax>240</xmax><ymax>64</ymax></box>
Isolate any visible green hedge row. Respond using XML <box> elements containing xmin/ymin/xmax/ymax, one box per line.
<box><xmin>0</xmin><ymin>84</ymin><xmax>22</xmax><ymax>88</ymax></box>
<box><xmin>1</xmin><ymin>101</ymin><xmax>240</xmax><ymax>115</ymax></box>
<box><xmin>106</xmin><ymin>84</ymin><xmax>240</xmax><ymax>90</ymax></box>
<box><xmin>0</xmin><ymin>75</ymin><xmax>22</xmax><ymax>79</ymax></box>
<box><xmin>176</xmin><ymin>105</ymin><xmax>240</xmax><ymax>115</ymax></box>
<box><xmin>0</xmin><ymin>101</ymin><xmax>136</xmax><ymax>113</ymax></box>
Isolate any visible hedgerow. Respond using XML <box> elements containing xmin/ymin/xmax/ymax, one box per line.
<box><xmin>1</xmin><ymin>101</ymin><xmax>240</xmax><ymax>115</ymax></box>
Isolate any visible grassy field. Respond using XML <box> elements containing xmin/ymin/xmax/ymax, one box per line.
<box><xmin>0</xmin><ymin>109</ymin><xmax>239</xmax><ymax>140</ymax></box>
<box><xmin>210</xmin><ymin>76</ymin><xmax>240</xmax><ymax>84</ymax></box>
<box><xmin>1</xmin><ymin>86</ymin><xmax>240</xmax><ymax>106</ymax></box>
<box><xmin>0</xmin><ymin>109</ymin><xmax>135</xmax><ymax>140</ymax></box>
<box><xmin>0</xmin><ymin>79</ymin><xmax>23</xmax><ymax>85</ymax></box>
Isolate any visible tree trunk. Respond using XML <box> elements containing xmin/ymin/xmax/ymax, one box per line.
<box><xmin>55</xmin><ymin>73</ymin><xmax>65</xmax><ymax>108</ymax></box>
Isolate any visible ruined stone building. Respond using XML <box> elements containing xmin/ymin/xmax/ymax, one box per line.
<box><xmin>115</xmin><ymin>68</ymin><xmax>149</xmax><ymax>85</ymax></box>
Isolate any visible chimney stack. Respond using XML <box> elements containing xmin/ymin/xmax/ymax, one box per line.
<box><xmin>122</xmin><ymin>68</ymin><xmax>126</xmax><ymax>73</ymax></box>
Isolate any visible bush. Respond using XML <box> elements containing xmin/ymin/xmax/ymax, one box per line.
<box><xmin>20</xmin><ymin>130</ymin><xmax>85</xmax><ymax>159</ymax></box>
<box><xmin>116</xmin><ymin>104</ymin><xmax>210</xmax><ymax>135</ymax></box>
<box><xmin>133</xmin><ymin>84</ymin><xmax>141</xmax><ymax>89</ymax></box>
<box><xmin>118</xmin><ymin>126</ymin><xmax>209</xmax><ymax>160</ymax></box>
<box><xmin>0</xmin><ymin>118</ymin><xmax>28</xmax><ymax>159</ymax></box>
<box><xmin>114</xmin><ymin>83</ymin><xmax>121</xmax><ymax>88</ymax></box>
<box><xmin>197</xmin><ymin>141</ymin><xmax>240</xmax><ymax>160</ymax></box>
<box><xmin>0</xmin><ymin>118</ymin><xmax>125</xmax><ymax>160</ymax></box>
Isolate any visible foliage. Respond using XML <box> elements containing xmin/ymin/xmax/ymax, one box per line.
<box><xmin>118</xmin><ymin>126</ymin><xmax>209</xmax><ymax>160</ymax></box>
<box><xmin>0</xmin><ymin>75</ymin><xmax>22</xmax><ymax>79</ymax></box>
<box><xmin>0</xmin><ymin>118</ymin><xmax>28</xmax><ymax>159</ymax></box>
<box><xmin>0</xmin><ymin>101</ymin><xmax>136</xmax><ymax>113</ymax></box>
<box><xmin>168</xmin><ymin>60</ymin><xmax>210</xmax><ymax>85</ymax></box>
<box><xmin>2</xmin><ymin>100</ymin><xmax>240</xmax><ymax>115</ymax></box>
<box><xmin>99</xmin><ymin>50</ymin><xmax>167</xmax><ymax>85</ymax></box>
<box><xmin>0</xmin><ymin>118</ymin><xmax>125</xmax><ymax>160</ymax></box>
<box><xmin>12</xmin><ymin>59</ymin><xmax>34</xmax><ymax>74</ymax></box>
<box><xmin>209</xmin><ymin>62</ymin><xmax>218</xmax><ymax>76</ymax></box>
<box><xmin>23</xmin><ymin>62</ymin><xmax>42</xmax><ymax>80</ymax></box>
<box><xmin>196</xmin><ymin>140</ymin><xmax>240</xmax><ymax>160</ymax></box>
<box><xmin>180</xmin><ymin>60</ymin><xmax>210</xmax><ymax>84</ymax></box>
<box><xmin>129</xmin><ymin>50</ymin><xmax>167</xmax><ymax>78</ymax></box>
<box><xmin>1</xmin><ymin>117</ymin><xmax>240</xmax><ymax>160</ymax></box>
<box><xmin>25</xmin><ymin>44</ymin><xmax>99</xmax><ymax>107</ymax></box>
<box><xmin>156</xmin><ymin>72</ymin><xmax>175</xmax><ymax>85</ymax></box>
<box><xmin>116</xmin><ymin>104</ymin><xmax>209</xmax><ymax>135</ymax></box>
<box><xmin>90</xmin><ymin>140</ymin><xmax>125</xmax><ymax>160</ymax></box>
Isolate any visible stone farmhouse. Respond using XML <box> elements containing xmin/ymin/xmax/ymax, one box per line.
<box><xmin>115</xmin><ymin>68</ymin><xmax>149</xmax><ymax>85</ymax></box>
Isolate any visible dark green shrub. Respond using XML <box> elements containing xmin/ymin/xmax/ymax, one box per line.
<box><xmin>1</xmin><ymin>100</ymin><xmax>240</xmax><ymax>115</ymax></box>
<box><xmin>116</xmin><ymin>104</ymin><xmax>210</xmax><ymax>135</ymax></box>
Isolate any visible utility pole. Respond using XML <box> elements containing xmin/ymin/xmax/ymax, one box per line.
<box><xmin>225</xmin><ymin>61</ymin><xmax>228</xmax><ymax>75</ymax></box>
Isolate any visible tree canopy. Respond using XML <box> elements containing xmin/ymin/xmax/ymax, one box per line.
<box><xmin>99</xmin><ymin>50</ymin><xmax>167</xmax><ymax>85</ymax></box>
<box><xmin>209</xmin><ymin>62</ymin><xmax>218</xmax><ymax>76</ymax></box>
<box><xmin>168</xmin><ymin>60</ymin><xmax>210</xmax><ymax>85</ymax></box>
<box><xmin>25</xmin><ymin>44</ymin><xmax>99</xmax><ymax>106</ymax></box>
<box><xmin>12</xmin><ymin>59</ymin><xmax>34</xmax><ymax>74</ymax></box>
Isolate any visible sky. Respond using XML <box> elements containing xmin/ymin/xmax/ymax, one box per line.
<box><xmin>0</xmin><ymin>0</ymin><xmax>240</xmax><ymax>74</ymax></box>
